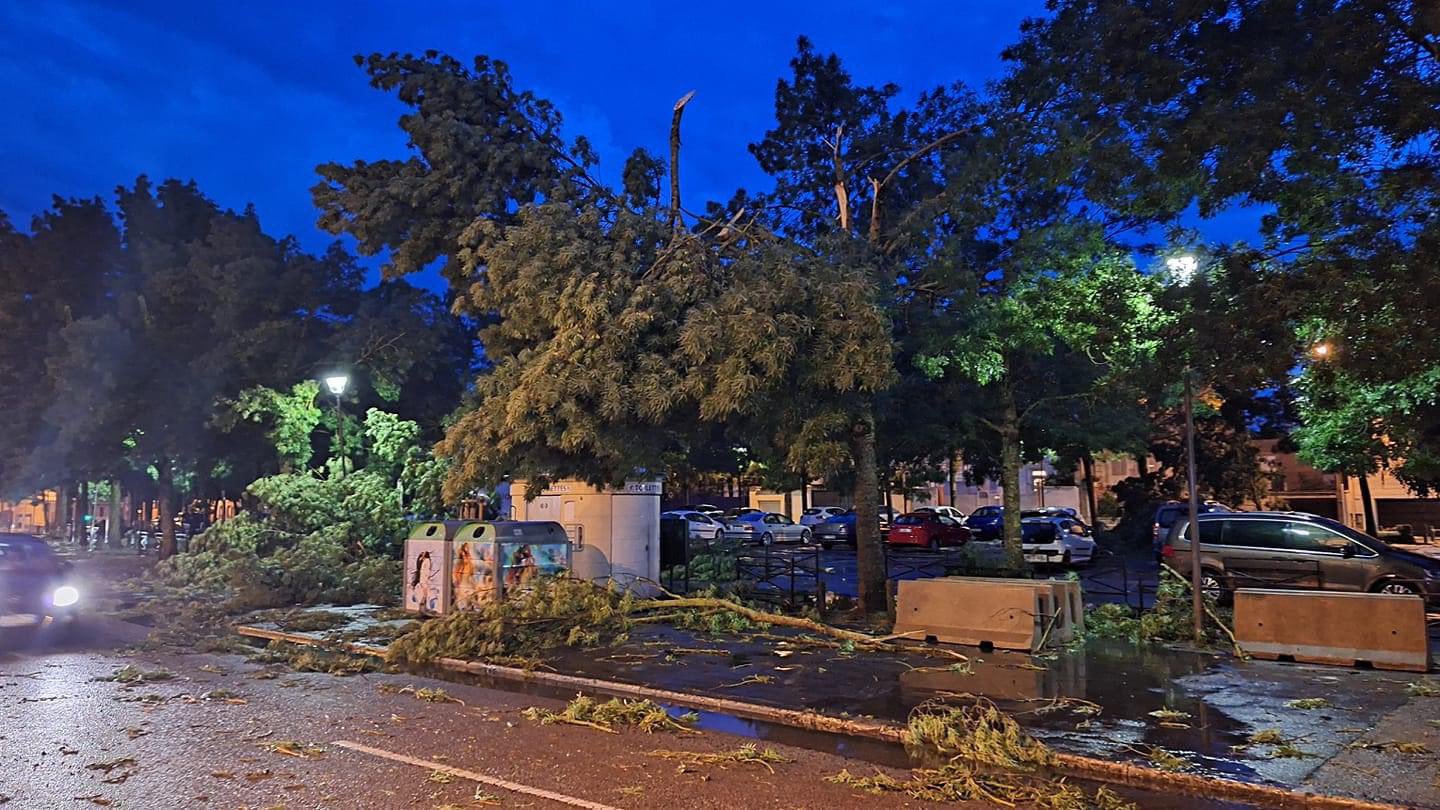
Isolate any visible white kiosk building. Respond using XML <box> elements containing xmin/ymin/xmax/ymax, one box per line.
<box><xmin>508</xmin><ymin>479</ymin><xmax>662</xmax><ymax>593</ymax></box>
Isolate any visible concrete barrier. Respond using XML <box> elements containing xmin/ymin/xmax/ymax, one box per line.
<box><xmin>929</xmin><ymin>576</ymin><xmax>1082</xmax><ymax>643</ymax></box>
<box><xmin>1233</xmin><ymin>589</ymin><xmax>1430</xmax><ymax>673</ymax></box>
<box><xmin>894</xmin><ymin>577</ymin><xmax>1056</xmax><ymax>651</ymax></box>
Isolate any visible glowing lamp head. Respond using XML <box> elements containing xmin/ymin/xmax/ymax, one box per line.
<box><xmin>1310</xmin><ymin>342</ymin><xmax>1332</xmax><ymax>360</ymax></box>
<box><xmin>52</xmin><ymin>585</ymin><xmax>79</xmax><ymax>608</ymax></box>
<box><xmin>324</xmin><ymin>375</ymin><xmax>349</xmax><ymax>396</ymax></box>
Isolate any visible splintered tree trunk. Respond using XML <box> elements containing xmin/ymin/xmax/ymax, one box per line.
<box><xmin>158</xmin><ymin>463</ymin><xmax>177</xmax><ymax>559</ymax></box>
<box><xmin>1081</xmin><ymin>451</ymin><xmax>1098</xmax><ymax>524</ymax></box>
<box><xmin>850</xmin><ymin>410</ymin><xmax>888</xmax><ymax>615</ymax></box>
<box><xmin>1000</xmin><ymin>381</ymin><xmax>1025</xmax><ymax>569</ymax></box>
<box><xmin>1357</xmin><ymin>473</ymin><xmax>1378</xmax><ymax>536</ymax></box>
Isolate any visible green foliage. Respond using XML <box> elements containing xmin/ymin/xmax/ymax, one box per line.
<box><xmin>1296</xmin><ymin>366</ymin><xmax>1440</xmax><ymax>494</ymax></box>
<box><xmin>386</xmin><ymin>576</ymin><xmax>636</xmax><ymax>665</ymax></box>
<box><xmin>222</xmin><ymin>382</ymin><xmax>325</xmax><ymax>470</ymax></box>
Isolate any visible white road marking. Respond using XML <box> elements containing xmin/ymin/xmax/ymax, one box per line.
<box><xmin>331</xmin><ymin>739</ymin><xmax>623</xmax><ymax>810</ymax></box>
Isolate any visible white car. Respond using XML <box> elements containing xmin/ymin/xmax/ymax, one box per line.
<box><xmin>1021</xmin><ymin>516</ymin><xmax>1096</xmax><ymax>567</ymax></box>
<box><xmin>662</xmin><ymin>510</ymin><xmax>727</xmax><ymax>544</ymax></box>
<box><xmin>799</xmin><ymin>506</ymin><xmax>848</xmax><ymax>526</ymax></box>
<box><xmin>915</xmin><ymin>505</ymin><xmax>967</xmax><ymax>521</ymax></box>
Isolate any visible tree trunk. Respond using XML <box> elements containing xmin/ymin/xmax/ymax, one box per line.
<box><xmin>1081</xmin><ymin>451</ymin><xmax>1098</xmax><ymax>525</ymax></box>
<box><xmin>1357</xmin><ymin>473</ymin><xmax>1378</xmax><ymax>536</ymax></box>
<box><xmin>108</xmin><ymin>480</ymin><xmax>123</xmax><ymax>546</ymax></box>
<box><xmin>948</xmin><ymin>450</ymin><xmax>958</xmax><ymax>508</ymax></box>
<box><xmin>56</xmin><ymin>485</ymin><xmax>71</xmax><ymax>540</ymax></box>
<box><xmin>999</xmin><ymin>380</ymin><xmax>1025</xmax><ymax>569</ymax></box>
<box><xmin>158</xmin><ymin>462</ymin><xmax>177</xmax><ymax>559</ymax></box>
<box><xmin>1135</xmin><ymin>452</ymin><xmax>1150</xmax><ymax>477</ymax></box>
<box><xmin>77</xmin><ymin>480</ymin><xmax>89</xmax><ymax>546</ymax></box>
<box><xmin>849</xmin><ymin>409</ymin><xmax>888</xmax><ymax>615</ymax></box>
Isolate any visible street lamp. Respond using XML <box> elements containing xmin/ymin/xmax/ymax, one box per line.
<box><xmin>1310</xmin><ymin>341</ymin><xmax>1332</xmax><ymax>360</ymax></box>
<box><xmin>324</xmin><ymin>374</ymin><xmax>349</xmax><ymax>474</ymax></box>
<box><xmin>1167</xmin><ymin>253</ymin><xmax>1205</xmax><ymax>643</ymax></box>
<box><xmin>1031</xmin><ymin>468</ymin><xmax>1048</xmax><ymax>508</ymax></box>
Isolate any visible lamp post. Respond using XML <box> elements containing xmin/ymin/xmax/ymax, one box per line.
<box><xmin>1166</xmin><ymin>254</ymin><xmax>1205</xmax><ymax>643</ymax></box>
<box><xmin>324</xmin><ymin>374</ymin><xmax>349</xmax><ymax>474</ymax></box>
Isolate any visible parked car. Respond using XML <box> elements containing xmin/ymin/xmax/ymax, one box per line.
<box><xmin>722</xmin><ymin>507</ymin><xmax>762</xmax><ymax>520</ymax></box>
<box><xmin>813</xmin><ymin>511</ymin><xmax>857</xmax><ymax>549</ymax></box>
<box><xmin>965</xmin><ymin>505</ymin><xmax>1005</xmax><ymax>540</ymax></box>
<box><xmin>724</xmin><ymin>511</ymin><xmax>811</xmax><ymax>545</ymax></box>
<box><xmin>915</xmin><ymin>505</ymin><xmax>968</xmax><ymax>521</ymax></box>
<box><xmin>887</xmin><ymin>512</ymin><xmax>971</xmax><ymax>551</ymax></box>
<box><xmin>1163</xmin><ymin>511</ymin><xmax>1440</xmax><ymax>605</ymax></box>
<box><xmin>1021</xmin><ymin>515</ymin><xmax>1096</xmax><ymax>567</ymax></box>
<box><xmin>1022</xmin><ymin>509</ymin><xmax>1092</xmax><ymax>534</ymax></box>
<box><xmin>1153</xmin><ymin>500</ymin><xmax>1233</xmax><ymax>556</ymax></box>
<box><xmin>661</xmin><ymin>510</ymin><xmax>727</xmax><ymax>544</ymax></box>
<box><xmin>800</xmin><ymin>506</ymin><xmax>848</xmax><ymax>527</ymax></box>
<box><xmin>683</xmin><ymin>504</ymin><xmax>726</xmax><ymax>518</ymax></box>
<box><xmin>0</xmin><ymin>534</ymin><xmax>80</xmax><ymax>631</ymax></box>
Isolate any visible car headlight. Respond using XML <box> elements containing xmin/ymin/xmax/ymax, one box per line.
<box><xmin>837</xmin><ymin>525</ymin><xmax>850</xmax><ymax>533</ymax></box>
<box><xmin>1424</xmin><ymin>568</ymin><xmax>1440</xmax><ymax>580</ymax></box>
<box><xmin>52</xmin><ymin>585</ymin><xmax>79</xmax><ymax>608</ymax></box>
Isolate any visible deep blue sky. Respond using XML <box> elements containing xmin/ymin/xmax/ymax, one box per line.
<box><xmin>2</xmin><ymin>1</ymin><xmax>1060</xmax><ymax>288</ymax></box>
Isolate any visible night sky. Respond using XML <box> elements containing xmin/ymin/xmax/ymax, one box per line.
<box><xmin>2</xmin><ymin>1</ymin><xmax>1254</xmax><ymax>291</ymax></box>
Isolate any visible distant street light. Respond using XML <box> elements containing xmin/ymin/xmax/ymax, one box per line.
<box><xmin>1310</xmin><ymin>341</ymin><xmax>1332</xmax><ymax>360</ymax></box>
<box><xmin>325</xmin><ymin>374</ymin><xmax>349</xmax><ymax>474</ymax></box>
<box><xmin>1166</xmin><ymin>253</ymin><xmax>1205</xmax><ymax>643</ymax></box>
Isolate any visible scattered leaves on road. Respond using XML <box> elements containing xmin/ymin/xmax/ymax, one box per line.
<box><xmin>85</xmin><ymin>757</ymin><xmax>137</xmax><ymax>773</ymax></box>
<box><xmin>648</xmin><ymin>744</ymin><xmax>790</xmax><ymax>774</ymax></box>
<box><xmin>377</xmin><ymin>683</ymin><xmax>464</xmax><ymax>704</ymax></box>
<box><xmin>427</xmin><ymin>769</ymin><xmax>453</xmax><ymax>784</ymax></box>
<box><xmin>102</xmin><ymin>665</ymin><xmax>175</xmax><ymax>684</ymax></box>
<box><xmin>259</xmin><ymin>741</ymin><xmax>326</xmax><ymax>759</ymax></box>
<box><xmin>1348</xmin><ymin>740</ymin><xmax>1432</xmax><ymax>755</ymax></box>
<box><xmin>1407</xmin><ymin>680</ymin><xmax>1440</xmax><ymax>698</ymax></box>
<box><xmin>1284</xmin><ymin>698</ymin><xmax>1333</xmax><ymax>710</ymax></box>
<box><xmin>1146</xmin><ymin>708</ymin><xmax>1191</xmax><ymax>722</ymax></box>
<box><xmin>522</xmin><ymin>695</ymin><xmax>698</xmax><ymax>734</ymax></box>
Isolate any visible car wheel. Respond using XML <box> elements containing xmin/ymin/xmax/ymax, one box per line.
<box><xmin>1200</xmin><ymin>569</ymin><xmax>1229</xmax><ymax>603</ymax></box>
<box><xmin>800</xmin><ymin>529</ymin><xmax>812</xmax><ymax>544</ymax></box>
<box><xmin>761</xmin><ymin>532</ymin><xmax>773</xmax><ymax>546</ymax></box>
<box><xmin>1062</xmin><ymin>551</ymin><xmax>1072</xmax><ymax>566</ymax></box>
<box><xmin>713</xmin><ymin>529</ymin><xmax>724</xmax><ymax>544</ymax></box>
<box><xmin>1374</xmin><ymin>579</ymin><xmax>1421</xmax><ymax>596</ymax></box>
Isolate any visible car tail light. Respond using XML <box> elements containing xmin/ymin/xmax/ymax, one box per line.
<box><xmin>1160</xmin><ymin>544</ymin><xmax>1175</xmax><ymax>559</ymax></box>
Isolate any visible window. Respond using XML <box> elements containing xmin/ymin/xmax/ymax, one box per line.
<box><xmin>1282</xmin><ymin>523</ymin><xmax>1350</xmax><ymax>554</ymax></box>
<box><xmin>1223</xmin><ymin>520</ymin><xmax>1287</xmax><ymax>549</ymax></box>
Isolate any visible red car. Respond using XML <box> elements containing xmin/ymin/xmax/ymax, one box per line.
<box><xmin>886</xmin><ymin>512</ymin><xmax>971</xmax><ymax>550</ymax></box>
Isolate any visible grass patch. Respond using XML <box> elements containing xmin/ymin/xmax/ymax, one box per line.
<box><xmin>521</xmin><ymin>695</ymin><xmax>697</xmax><ymax>734</ymax></box>
<box><xmin>825</xmin><ymin>764</ymin><xmax>1136</xmax><ymax>809</ymax></box>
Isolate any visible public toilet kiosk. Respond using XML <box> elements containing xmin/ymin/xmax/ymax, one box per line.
<box><xmin>509</xmin><ymin>479</ymin><xmax>662</xmax><ymax>594</ymax></box>
<box><xmin>404</xmin><ymin>519</ymin><xmax>573</xmax><ymax>615</ymax></box>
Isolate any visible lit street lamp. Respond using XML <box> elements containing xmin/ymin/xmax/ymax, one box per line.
<box><xmin>1167</xmin><ymin>253</ymin><xmax>1205</xmax><ymax>643</ymax></box>
<box><xmin>325</xmin><ymin>374</ymin><xmax>349</xmax><ymax>474</ymax></box>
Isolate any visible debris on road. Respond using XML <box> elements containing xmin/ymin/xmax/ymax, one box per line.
<box><xmin>648</xmin><ymin>744</ymin><xmax>790</xmax><ymax>774</ymax></box>
<box><xmin>522</xmin><ymin>695</ymin><xmax>698</xmax><ymax>734</ymax></box>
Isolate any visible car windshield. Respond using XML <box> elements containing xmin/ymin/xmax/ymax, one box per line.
<box><xmin>895</xmin><ymin>515</ymin><xmax>930</xmax><ymax>525</ymax></box>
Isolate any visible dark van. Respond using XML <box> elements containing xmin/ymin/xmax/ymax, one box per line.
<box><xmin>1152</xmin><ymin>500</ymin><xmax>1233</xmax><ymax>557</ymax></box>
<box><xmin>1163</xmin><ymin>511</ymin><xmax>1440</xmax><ymax>604</ymax></box>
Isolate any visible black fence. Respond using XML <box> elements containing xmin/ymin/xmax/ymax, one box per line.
<box><xmin>660</xmin><ymin>518</ymin><xmax>823</xmax><ymax>610</ymax></box>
